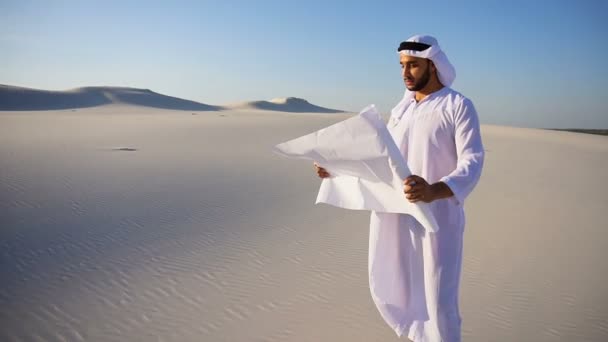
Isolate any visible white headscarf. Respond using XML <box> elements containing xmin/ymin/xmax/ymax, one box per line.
<box><xmin>390</xmin><ymin>34</ymin><xmax>456</xmax><ymax>120</ymax></box>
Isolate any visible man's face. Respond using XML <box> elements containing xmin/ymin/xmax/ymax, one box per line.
<box><xmin>400</xmin><ymin>55</ymin><xmax>432</xmax><ymax>91</ymax></box>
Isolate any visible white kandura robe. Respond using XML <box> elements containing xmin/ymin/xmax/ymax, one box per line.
<box><xmin>368</xmin><ymin>86</ymin><xmax>484</xmax><ymax>342</ymax></box>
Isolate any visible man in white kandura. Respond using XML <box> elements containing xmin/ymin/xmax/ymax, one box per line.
<box><xmin>315</xmin><ymin>34</ymin><xmax>485</xmax><ymax>341</ymax></box>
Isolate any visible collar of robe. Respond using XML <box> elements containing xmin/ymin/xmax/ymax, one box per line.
<box><xmin>391</xmin><ymin>34</ymin><xmax>457</xmax><ymax>121</ymax></box>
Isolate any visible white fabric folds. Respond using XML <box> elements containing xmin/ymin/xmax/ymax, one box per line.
<box><xmin>394</xmin><ymin>34</ymin><xmax>457</xmax><ymax>120</ymax></box>
<box><xmin>273</xmin><ymin>104</ymin><xmax>439</xmax><ymax>233</ymax></box>
<box><xmin>398</xmin><ymin>34</ymin><xmax>456</xmax><ymax>88</ymax></box>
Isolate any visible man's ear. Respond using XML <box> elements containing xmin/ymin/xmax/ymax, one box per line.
<box><xmin>429</xmin><ymin>60</ymin><xmax>436</xmax><ymax>72</ymax></box>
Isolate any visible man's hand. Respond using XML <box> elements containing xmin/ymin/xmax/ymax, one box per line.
<box><xmin>404</xmin><ymin>175</ymin><xmax>454</xmax><ymax>203</ymax></box>
<box><xmin>314</xmin><ymin>162</ymin><xmax>330</xmax><ymax>178</ymax></box>
<box><xmin>403</xmin><ymin>175</ymin><xmax>435</xmax><ymax>203</ymax></box>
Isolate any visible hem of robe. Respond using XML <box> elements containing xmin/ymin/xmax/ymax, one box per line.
<box><xmin>368</xmin><ymin>288</ymin><xmax>420</xmax><ymax>340</ymax></box>
<box><xmin>369</xmin><ymin>211</ymin><xmax>464</xmax><ymax>342</ymax></box>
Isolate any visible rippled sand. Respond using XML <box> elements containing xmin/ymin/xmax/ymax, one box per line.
<box><xmin>1</xmin><ymin>106</ymin><xmax>607</xmax><ymax>341</ymax></box>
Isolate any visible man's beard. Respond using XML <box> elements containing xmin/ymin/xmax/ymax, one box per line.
<box><xmin>406</xmin><ymin>64</ymin><xmax>431</xmax><ymax>91</ymax></box>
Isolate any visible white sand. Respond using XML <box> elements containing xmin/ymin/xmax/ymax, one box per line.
<box><xmin>1</xmin><ymin>106</ymin><xmax>607</xmax><ymax>341</ymax></box>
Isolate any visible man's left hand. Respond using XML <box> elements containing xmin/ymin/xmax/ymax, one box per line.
<box><xmin>403</xmin><ymin>175</ymin><xmax>436</xmax><ymax>203</ymax></box>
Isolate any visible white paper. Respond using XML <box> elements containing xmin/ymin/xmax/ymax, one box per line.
<box><xmin>273</xmin><ymin>105</ymin><xmax>439</xmax><ymax>232</ymax></box>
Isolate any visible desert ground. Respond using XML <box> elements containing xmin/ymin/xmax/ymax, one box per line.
<box><xmin>1</xmin><ymin>89</ymin><xmax>607</xmax><ymax>341</ymax></box>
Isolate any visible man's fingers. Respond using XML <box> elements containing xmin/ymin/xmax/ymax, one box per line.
<box><xmin>404</xmin><ymin>184</ymin><xmax>423</xmax><ymax>193</ymax></box>
<box><xmin>314</xmin><ymin>165</ymin><xmax>329</xmax><ymax>175</ymax></box>
<box><xmin>317</xmin><ymin>170</ymin><xmax>330</xmax><ymax>178</ymax></box>
<box><xmin>404</xmin><ymin>175</ymin><xmax>422</xmax><ymax>186</ymax></box>
<box><xmin>405</xmin><ymin>192</ymin><xmax>421</xmax><ymax>200</ymax></box>
<box><xmin>405</xmin><ymin>174</ymin><xmax>422</xmax><ymax>181</ymax></box>
<box><xmin>313</xmin><ymin>162</ymin><xmax>330</xmax><ymax>178</ymax></box>
<box><xmin>407</xmin><ymin>192</ymin><xmax>424</xmax><ymax>202</ymax></box>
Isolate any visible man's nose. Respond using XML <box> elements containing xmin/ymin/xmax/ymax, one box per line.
<box><xmin>402</xmin><ymin>66</ymin><xmax>411</xmax><ymax>78</ymax></box>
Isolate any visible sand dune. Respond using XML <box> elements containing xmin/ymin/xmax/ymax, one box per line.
<box><xmin>226</xmin><ymin>97</ymin><xmax>346</xmax><ymax>113</ymax></box>
<box><xmin>0</xmin><ymin>107</ymin><xmax>607</xmax><ymax>341</ymax></box>
<box><xmin>0</xmin><ymin>85</ymin><xmax>345</xmax><ymax>114</ymax></box>
<box><xmin>0</xmin><ymin>84</ymin><xmax>221</xmax><ymax>111</ymax></box>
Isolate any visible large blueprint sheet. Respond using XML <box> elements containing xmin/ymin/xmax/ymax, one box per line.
<box><xmin>273</xmin><ymin>105</ymin><xmax>439</xmax><ymax>232</ymax></box>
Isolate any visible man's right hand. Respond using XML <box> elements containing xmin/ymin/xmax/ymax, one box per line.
<box><xmin>313</xmin><ymin>162</ymin><xmax>330</xmax><ymax>178</ymax></box>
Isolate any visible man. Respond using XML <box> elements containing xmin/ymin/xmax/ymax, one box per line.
<box><xmin>315</xmin><ymin>35</ymin><xmax>484</xmax><ymax>341</ymax></box>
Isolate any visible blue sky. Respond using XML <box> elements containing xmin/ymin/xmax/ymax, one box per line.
<box><xmin>1</xmin><ymin>0</ymin><xmax>606</xmax><ymax>128</ymax></box>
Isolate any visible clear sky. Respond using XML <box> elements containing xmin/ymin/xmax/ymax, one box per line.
<box><xmin>1</xmin><ymin>0</ymin><xmax>607</xmax><ymax>128</ymax></box>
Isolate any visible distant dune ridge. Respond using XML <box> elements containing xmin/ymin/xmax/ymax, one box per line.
<box><xmin>226</xmin><ymin>97</ymin><xmax>346</xmax><ymax>113</ymax></box>
<box><xmin>0</xmin><ymin>84</ymin><xmax>221</xmax><ymax>111</ymax></box>
<box><xmin>0</xmin><ymin>84</ymin><xmax>346</xmax><ymax>113</ymax></box>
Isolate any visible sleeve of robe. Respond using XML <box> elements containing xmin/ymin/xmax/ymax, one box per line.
<box><xmin>439</xmin><ymin>98</ymin><xmax>485</xmax><ymax>206</ymax></box>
